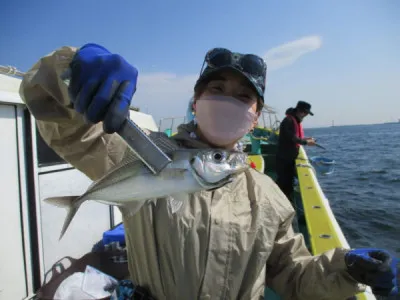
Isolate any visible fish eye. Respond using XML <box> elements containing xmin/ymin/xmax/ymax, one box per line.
<box><xmin>212</xmin><ymin>151</ymin><xmax>226</xmax><ymax>163</ymax></box>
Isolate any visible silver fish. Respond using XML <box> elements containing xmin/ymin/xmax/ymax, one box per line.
<box><xmin>45</xmin><ymin>135</ymin><xmax>249</xmax><ymax>239</ymax></box>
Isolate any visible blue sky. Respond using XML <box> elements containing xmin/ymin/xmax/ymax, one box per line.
<box><xmin>1</xmin><ymin>0</ymin><xmax>399</xmax><ymax>127</ymax></box>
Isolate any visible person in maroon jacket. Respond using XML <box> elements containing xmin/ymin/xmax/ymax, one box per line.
<box><xmin>276</xmin><ymin>101</ymin><xmax>316</xmax><ymax>202</ymax></box>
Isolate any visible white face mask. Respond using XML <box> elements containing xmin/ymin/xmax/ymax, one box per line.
<box><xmin>195</xmin><ymin>95</ymin><xmax>256</xmax><ymax>147</ymax></box>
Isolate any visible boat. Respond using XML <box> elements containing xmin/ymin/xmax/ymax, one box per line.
<box><xmin>0</xmin><ymin>66</ymin><xmax>159</xmax><ymax>299</ymax></box>
<box><xmin>383</xmin><ymin>119</ymin><xmax>400</xmax><ymax>125</ymax></box>
<box><xmin>0</xmin><ymin>65</ymin><xmax>377</xmax><ymax>299</ymax></box>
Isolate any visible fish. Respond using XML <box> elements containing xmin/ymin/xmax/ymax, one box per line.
<box><xmin>44</xmin><ymin>132</ymin><xmax>249</xmax><ymax>240</ymax></box>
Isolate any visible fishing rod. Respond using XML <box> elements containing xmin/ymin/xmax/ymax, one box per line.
<box><xmin>315</xmin><ymin>143</ymin><xmax>326</xmax><ymax>150</ymax></box>
<box><xmin>313</xmin><ymin>138</ymin><xmax>326</xmax><ymax>150</ymax></box>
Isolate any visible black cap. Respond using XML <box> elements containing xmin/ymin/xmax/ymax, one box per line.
<box><xmin>195</xmin><ymin>65</ymin><xmax>266</xmax><ymax>101</ymax></box>
<box><xmin>295</xmin><ymin>101</ymin><xmax>314</xmax><ymax>116</ymax></box>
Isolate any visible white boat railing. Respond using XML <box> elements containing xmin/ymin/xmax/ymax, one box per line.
<box><xmin>0</xmin><ymin>65</ymin><xmax>25</xmax><ymax>77</ymax></box>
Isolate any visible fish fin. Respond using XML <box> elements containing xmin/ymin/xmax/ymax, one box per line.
<box><xmin>44</xmin><ymin>195</ymin><xmax>80</xmax><ymax>208</ymax></box>
<box><xmin>166</xmin><ymin>193</ymin><xmax>189</xmax><ymax>214</ymax></box>
<box><xmin>44</xmin><ymin>196</ymin><xmax>80</xmax><ymax>240</ymax></box>
<box><xmin>58</xmin><ymin>204</ymin><xmax>79</xmax><ymax>240</ymax></box>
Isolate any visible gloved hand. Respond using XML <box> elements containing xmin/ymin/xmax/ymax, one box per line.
<box><xmin>68</xmin><ymin>43</ymin><xmax>138</xmax><ymax>133</ymax></box>
<box><xmin>110</xmin><ymin>279</ymin><xmax>155</xmax><ymax>300</ymax></box>
<box><xmin>345</xmin><ymin>248</ymin><xmax>399</xmax><ymax>297</ymax></box>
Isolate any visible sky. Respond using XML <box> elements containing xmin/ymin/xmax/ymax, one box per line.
<box><xmin>1</xmin><ymin>0</ymin><xmax>399</xmax><ymax>128</ymax></box>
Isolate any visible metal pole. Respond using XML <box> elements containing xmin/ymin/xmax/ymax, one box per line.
<box><xmin>262</xmin><ymin>112</ymin><xmax>266</xmax><ymax>129</ymax></box>
<box><xmin>170</xmin><ymin>118</ymin><xmax>174</xmax><ymax>134</ymax></box>
<box><xmin>268</xmin><ymin>114</ymin><xmax>272</xmax><ymax>129</ymax></box>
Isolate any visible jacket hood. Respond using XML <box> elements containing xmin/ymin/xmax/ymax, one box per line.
<box><xmin>285</xmin><ymin>107</ymin><xmax>302</xmax><ymax>123</ymax></box>
<box><xmin>285</xmin><ymin>107</ymin><xmax>296</xmax><ymax>115</ymax></box>
<box><xmin>171</xmin><ymin>121</ymin><xmax>212</xmax><ymax>149</ymax></box>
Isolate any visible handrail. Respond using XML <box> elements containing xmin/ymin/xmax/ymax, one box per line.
<box><xmin>0</xmin><ymin>65</ymin><xmax>25</xmax><ymax>77</ymax></box>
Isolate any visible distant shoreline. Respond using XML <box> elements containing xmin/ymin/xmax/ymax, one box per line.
<box><xmin>304</xmin><ymin>122</ymin><xmax>400</xmax><ymax>130</ymax></box>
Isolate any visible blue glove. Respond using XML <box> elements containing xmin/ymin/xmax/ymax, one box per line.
<box><xmin>345</xmin><ymin>248</ymin><xmax>399</xmax><ymax>297</ymax></box>
<box><xmin>68</xmin><ymin>43</ymin><xmax>138</xmax><ymax>133</ymax></box>
<box><xmin>110</xmin><ymin>279</ymin><xmax>155</xmax><ymax>300</ymax></box>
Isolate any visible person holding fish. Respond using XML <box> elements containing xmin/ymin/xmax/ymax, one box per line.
<box><xmin>20</xmin><ymin>44</ymin><xmax>398</xmax><ymax>299</ymax></box>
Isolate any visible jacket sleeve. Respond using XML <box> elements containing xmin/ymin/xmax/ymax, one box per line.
<box><xmin>280</xmin><ymin>117</ymin><xmax>308</xmax><ymax>145</ymax></box>
<box><xmin>19</xmin><ymin>46</ymin><xmax>130</xmax><ymax>181</ymax></box>
<box><xmin>265</xmin><ymin>207</ymin><xmax>366</xmax><ymax>299</ymax></box>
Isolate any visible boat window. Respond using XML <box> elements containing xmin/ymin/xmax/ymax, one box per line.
<box><xmin>36</xmin><ymin>126</ymin><xmax>66</xmax><ymax>167</ymax></box>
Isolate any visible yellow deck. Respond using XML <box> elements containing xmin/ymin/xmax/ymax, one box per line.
<box><xmin>296</xmin><ymin>147</ymin><xmax>374</xmax><ymax>300</ymax></box>
<box><xmin>247</xmin><ymin>154</ymin><xmax>265</xmax><ymax>173</ymax></box>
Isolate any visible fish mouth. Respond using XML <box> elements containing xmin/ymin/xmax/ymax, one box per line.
<box><xmin>189</xmin><ymin>158</ymin><xmax>233</xmax><ymax>189</ymax></box>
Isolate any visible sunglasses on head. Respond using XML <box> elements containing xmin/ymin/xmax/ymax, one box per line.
<box><xmin>202</xmin><ymin>48</ymin><xmax>267</xmax><ymax>78</ymax></box>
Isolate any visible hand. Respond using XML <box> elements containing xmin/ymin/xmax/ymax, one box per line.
<box><xmin>345</xmin><ymin>248</ymin><xmax>399</xmax><ymax>297</ymax></box>
<box><xmin>68</xmin><ymin>43</ymin><xmax>138</xmax><ymax>133</ymax></box>
<box><xmin>306</xmin><ymin>138</ymin><xmax>316</xmax><ymax>146</ymax></box>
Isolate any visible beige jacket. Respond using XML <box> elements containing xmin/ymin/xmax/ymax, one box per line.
<box><xmin>19</xmin><ymin>46</ymin><xmax>366</xmax><ymax>300</ymax></box>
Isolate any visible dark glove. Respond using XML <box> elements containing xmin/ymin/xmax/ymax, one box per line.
<box><xmin>110</xmin><ymin>279</ymin><xmax>155</xmax><ymax>300</ymax></box>
<box><xmin>345</xmin><ymin>248</ymin><xmax>399</xmax><ymax>297</ymax></box>
<box><xmin>69</xmin><ymin>43</ymin><xmax>138</xmax><ymax>133</ymax></box>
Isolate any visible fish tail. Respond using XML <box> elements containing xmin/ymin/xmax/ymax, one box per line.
<box><xmin>44</xmin><ymin>196</ymin><xmax>81</xmax><ymax>240</ymax></box>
